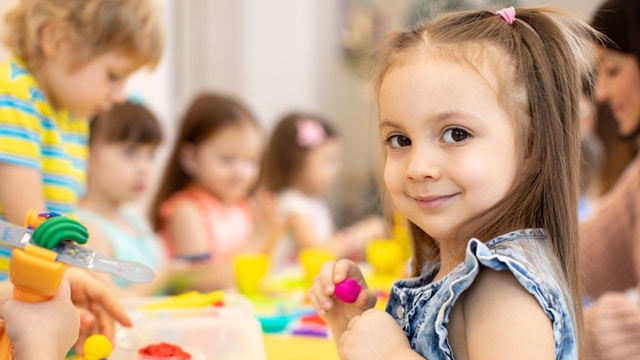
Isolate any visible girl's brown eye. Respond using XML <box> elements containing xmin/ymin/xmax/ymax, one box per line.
<box><xmin>443</xmin><ymin>128</ymin><xmax>469</xmax><ymax>143</ymax></box>
<box><xmin>387</xmin><ymin>135</ymin><xmax>411</xmax><ymax>148</ymax></box>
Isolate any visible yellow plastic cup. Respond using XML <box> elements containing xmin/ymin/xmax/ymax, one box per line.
<box><xmin>299</xmin><ymin>249</ymin><xmax>336</xmax><ymax>290</ymax></box>
<box><xmin>233</xmin><ymin>253</ymin><xmax>269</xmax><ymax>298</ymax></box>
<box><xmin>366</xmin><ymin>239</ymin><xmax>403</xmax><ymax>277</ymax></box>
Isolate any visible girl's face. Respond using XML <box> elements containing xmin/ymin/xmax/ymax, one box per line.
<box><xmin>295</xmin><ymin>139</ymin><xmax>342</xmax><ymax>196</ymax></box>
<box><xmin>594</xmin><ymin>47</ymin><xmax>640</xmax><ymax>137</ymax></box>
<box><xmin>87</xmin><ymin>140</ymin><xmax>157</xmax><ymax>204</ymax></box>
<box><xmin>39</xmin><ymin>44</ymin><xmax>138</xmax><ymax>118</ymax></box>
<box><xmin>379</xmin><ymin>57</ymin><xmax>520</xmax><ymax>243</ymax></box>
<box><xmin>182</xmin><ymin>124</ymin><xmax>262</xmax><ymax>203</ymax></box>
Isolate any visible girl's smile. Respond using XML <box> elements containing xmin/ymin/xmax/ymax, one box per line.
<box><xmin>412</xmin><ymin>193</ymin><xmax>459</xmax><ymax>210</ymax></box>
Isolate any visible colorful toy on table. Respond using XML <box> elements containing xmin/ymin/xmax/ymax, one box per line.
<box><xmin>0</xmin><ymin>210</ymin><xmax>155</xmax><ymax>360</ymax></box>
<box><xmin>254</xmin><ymin>298</ymin><xmax>314</xmax><ymax>334</ymax></box>
<box><xmin>139</xmin><ymin>290</ymin><xmax>225</xmax><ymax>310</ymax></box>
<box><xmin>111</xmin><ymin>293</ymin><xmax>261</xmax><ymax>359</ymax></box>
<box><xmin>290</xmin><ymin>313</ymin><xmax>329</xmax><ymax>338</ymax></box>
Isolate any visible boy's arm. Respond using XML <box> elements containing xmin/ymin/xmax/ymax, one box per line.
<box><xmin>0</xmin><ymin>164</ymin><xmax>46</xmax><ymax>225</ymax></box>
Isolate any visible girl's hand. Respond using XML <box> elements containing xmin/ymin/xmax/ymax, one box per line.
<box><xmin>339</xmin><ymin>308</ymin><xmax>416</xmax><ymax>360</ymax></box>
<box><xmin>249</xmin><ymin>188</ymin><xmax>289</xmax><ymax>253</ymax></box>
<box><xmin>308</xmin><ymin>259</ymin><xmax>376</xmax><ymax>340</ymax></box>
<box><xmin>250</xmin><ymin>187</ymin><xmax>280</xmax><ymax>233</ymax></box>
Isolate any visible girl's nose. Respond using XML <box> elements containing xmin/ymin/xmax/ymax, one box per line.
<box><xmin>405</xmin><ymin>147</ymin><xmax>441</xmax><ymax>182</ymax></box>
<box><xmin>593</xmin><ymin>76</ymin><xmax>608</xmax><ymax>103</ymax></box>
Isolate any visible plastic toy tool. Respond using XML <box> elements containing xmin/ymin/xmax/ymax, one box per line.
<box><xmin>0</xmin><ymin>211</ymin><xmax>154</xmax><ymax>283</ymax></box>
<box><xmin>0</xmin><ymin>211</ymin><xmax>155</xmax><ymax>360</ymax></box>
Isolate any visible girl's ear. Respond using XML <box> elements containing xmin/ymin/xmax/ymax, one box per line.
<box><xmin>179</xmin><ymin>143</ymin><xmax>198</xmax><ymax>177</ymax></box>
<box><xmin>39</xmin><ymin>21</ymin><xmax>70</xmax><ymax>58</ymax></box>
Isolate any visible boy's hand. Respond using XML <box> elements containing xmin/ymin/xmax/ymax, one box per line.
<box><xmin>66</xmin><ymin>268</ymin><xmax>132</xmax><ymax>355</ymax></box>
<box><xmin>308</xmin><ymin>259</ymin><xmax>376</xmax><ymax>340</ymax></box>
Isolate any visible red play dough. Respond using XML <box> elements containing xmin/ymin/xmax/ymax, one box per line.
<box><xmin>334</xmin><ymin>278</ymin><xmax>362</xmax><ymax>303</ymax></box>
<box><xmin>138</xmin><ymin>342</ymin><xmax>192</xmax><ymax>359</ymax></box>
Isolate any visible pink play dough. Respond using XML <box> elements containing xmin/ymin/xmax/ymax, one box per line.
<box><xmin>334</xmin><ymin>278</ymin><xmax>361</xmax><ymax>303</ymax></box>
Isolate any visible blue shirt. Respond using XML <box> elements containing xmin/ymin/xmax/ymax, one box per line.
<box><xmin>77</xmin><ymin>208</ymin><xmax>161</xmax><ymax>288</ymax></box>
<box><xmin>386</xmin><ymin>229</ymin><xmax>577</xmax><ymax>359</ymax></box>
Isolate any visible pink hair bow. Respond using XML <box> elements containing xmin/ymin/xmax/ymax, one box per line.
<box><xmin>496</xmin><ymin>7</ymin><xmax>516</xmax><ymax>25</ymax></box>
<box><xmin>296</xmin><ymin>118</ymin><xmax>326</xmax><ymax>148</ymax></box>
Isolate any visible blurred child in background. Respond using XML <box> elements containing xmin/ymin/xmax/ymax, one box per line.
<box><xmin>150</xmin><ymin>92</ymin><xmax>283</xmax><ymax>292</ymax></box>
<box><xmin>78</xmin><ymin>101</ymin><xmax>169</xmax><ymax>296</ymax></box>
<box><xmin>261</xmin><ymin>113</ymin><xmax>386</xmax><ymax>273</ymax></box>
<box><xmin>0</xmin><ymin>0</ymin><xmax>163</xmax><ymax>351</ymax></box>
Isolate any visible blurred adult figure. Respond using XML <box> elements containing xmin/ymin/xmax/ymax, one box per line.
<box><xmin>581</xmin><ymin>0</ymin><xmax>640</xmax><ymax>358</ymax></box>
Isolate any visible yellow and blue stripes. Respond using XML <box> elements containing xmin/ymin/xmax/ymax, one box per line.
<box><xmin>0</xmin><ymin>244</ymin><xmax>10</xmax><ymax>280</ymax></box>
<box><xmin>0</xmin><ymin>57</ymin><xmax>88</xmax><ymax>218</ymax></box>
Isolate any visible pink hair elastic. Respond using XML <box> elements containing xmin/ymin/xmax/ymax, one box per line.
<box><xmin>496</xmin><ymin>7</ymin><xmax>516</xmax><ymax>25</ymax></box>
<box><xmin>296</xmin><ymin>118</ymin><xmax>326</xmax><ymax>148</ymax></box>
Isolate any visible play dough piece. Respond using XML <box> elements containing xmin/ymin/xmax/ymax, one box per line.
<box><xmin>31</xmin><ymin>216</ymin><xmax>89</xmax><ymax>249</ymax></box>
<box><xmin>334</xmin><ymin>278</ymin><xmax>361</xmax><ymax>303</ymax></box>
<box><xmin>83</xmin><ymin>334</ymin><xmax>113</xmax><ymax>360</ymax></box>
<box><xmin>138</xmin><ymin>342</ymin><xmax>192</xmax><ymax>359</ymax></box>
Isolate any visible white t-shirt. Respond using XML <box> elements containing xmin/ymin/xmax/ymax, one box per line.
<box><xmin>271</xmin><ymin>188</ymin><xmax>334</xmax><ymax>272</ymax></box>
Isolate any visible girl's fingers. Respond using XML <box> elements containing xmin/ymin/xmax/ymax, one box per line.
<box><xmin>318</xmin><ymin>260</ymin><xmax>338</xmax><ymax>295</ymax></box>
<box><xmin>308</xmin><ymin>287</ymin><xmax>332</xmax><ymax>316</ymax></box>
<box><xmin>332</xmin><ymin>259</ymin><xmax>364</xmax><ymax>286</ymax></box>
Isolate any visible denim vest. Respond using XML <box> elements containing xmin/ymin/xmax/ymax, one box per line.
<box><xmin>386</xmin><ymin>229</ymin><xmax>577</xmax><ymax>359</ymax></box>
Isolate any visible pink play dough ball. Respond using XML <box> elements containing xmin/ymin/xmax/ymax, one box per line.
<box><xmin>334</xmin><ymin>278</ymin><xmax>362</xmax><ymax>303</ymax></box>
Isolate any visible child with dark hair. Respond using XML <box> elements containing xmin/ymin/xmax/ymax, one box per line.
<box><xmin>261</xmin><ymin>113</ymin><xmax>385</xmax><ymax>272</ymax></box>
<box><xmin>150</xmin><ymin>92</ymin><xmax>283</xmax><ymax>292</ymax></box>
<box><xmin>78</xmin><ymin>101</ymin><xmax>168</xmax><ymax>296</ymax></box>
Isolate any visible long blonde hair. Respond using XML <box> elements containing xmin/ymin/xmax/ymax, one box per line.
<box><xmin>375</xmin><ymin>8</ymin><xmax>596</xmax><ymax>357</ymax></box>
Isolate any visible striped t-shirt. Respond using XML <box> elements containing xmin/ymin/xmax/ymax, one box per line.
<box><xmin>0</xmin><ymin>57</ymin><xmax>88</xmax><ymax>217</ymax></box>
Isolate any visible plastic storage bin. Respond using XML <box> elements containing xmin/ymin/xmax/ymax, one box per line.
<box><xmin>109</xmin><ymin>294</ymin><xmax>266</xmax><ymax>360</ymax></box>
